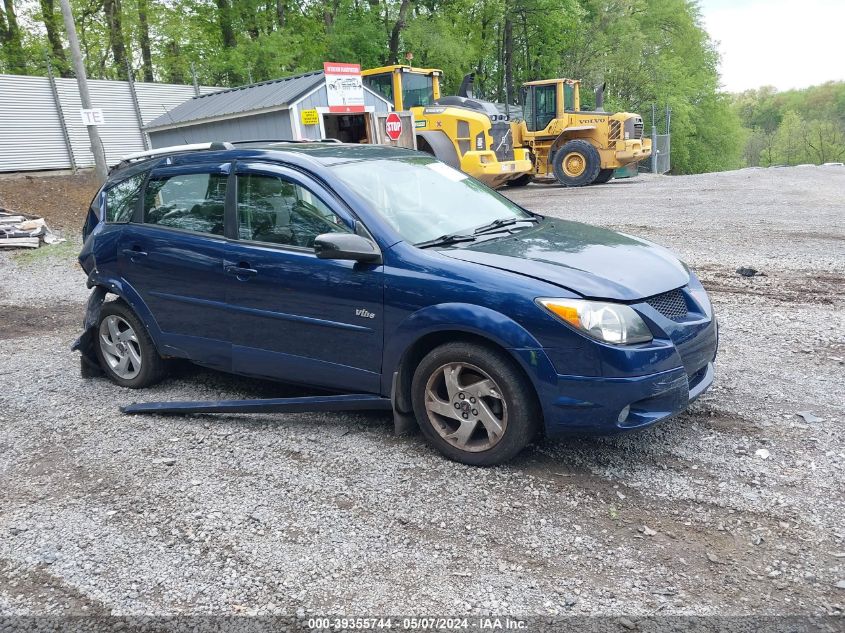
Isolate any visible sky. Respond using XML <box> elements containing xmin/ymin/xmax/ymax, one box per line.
<box><xmin>697</xmin><ymin>0</ymin><xmax>845</xmax><ymax>93</ymax></box>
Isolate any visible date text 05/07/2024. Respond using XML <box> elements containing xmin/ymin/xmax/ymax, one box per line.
<box><xmin>306</xmin><ymin>617</ymin><xmax>527</xmax><ymax>630</ymax></box>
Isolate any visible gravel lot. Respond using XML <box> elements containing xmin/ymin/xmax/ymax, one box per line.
<box><xmin>0</xmin><ymin>166</ymin><xmax>843</xmax><ymax>621</ymax></box>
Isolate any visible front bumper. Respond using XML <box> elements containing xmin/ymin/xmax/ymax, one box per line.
<box><xmin>460</xmin><ymin>150</ymin><xmax>533</xmax><ymax>188</ymax></box>
<box><xmin>542</xmin><ymin>361</ymin><xmax>714</xmax><ymax>436</ymax></box>
<box><xmin>613</xmin><ymin>138</ymin><xmax>652</xmax><ymax>164</ymax></box>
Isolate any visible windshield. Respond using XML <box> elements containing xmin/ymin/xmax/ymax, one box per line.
<box><xmin>402</xmin><ymin>73</ymin><xmax>435</xmax><ymax>107</ymax></box>
<box><xmin>363</xmin><ymin>73</ymin><xmax>393</xmax><ymax>103</ymax></box>
<box><xmin>331</xmin><ymin>156</ymin><xmax>532</xmax><ymax>244</ymax></box>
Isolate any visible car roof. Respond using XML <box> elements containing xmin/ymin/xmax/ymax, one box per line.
<box><xmin>106</xmin><ymin>142</ymin><xmax>416</xmax><ymax>184</ymax></box>
<box><xmin>246</xmin><ymin>141</ymin><xmax>415</xmax><ymax>163</ymax></box>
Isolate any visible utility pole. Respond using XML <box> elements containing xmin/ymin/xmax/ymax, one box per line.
<box><xmin>59</xmin><ymin>0</ymin><xmax>108</xmax><ymax>182</ymax></box>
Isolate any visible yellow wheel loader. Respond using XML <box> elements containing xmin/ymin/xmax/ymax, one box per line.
<box><xmin>361</xmin><ymin>65</ymin><xmax>533</xmax><ymax>188</ymax></box>
<box><xmin>512</xmin><ymin>79</ymin><xmax>651</xmax><ymax>187</ymax></box>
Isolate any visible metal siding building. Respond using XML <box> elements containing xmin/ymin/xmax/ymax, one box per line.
<box><xmin>147</xmin><ymin>109</ymin><xmax>293</xmax><ymax>148</ymax></box>
<box><xmin>145</xmin><ymin>71</ymin><xmax>392</xmax><ymax>148</ymax></box>
<box><xmin>0</xmin><ymin>73</ymin><xmax>219</xmax><ymax>172</ymax></box>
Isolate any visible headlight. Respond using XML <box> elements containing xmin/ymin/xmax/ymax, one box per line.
<box><xmin>536</xmin><ymin>298</ymin><xmax>653</xmax><ymax>345</ymax></box>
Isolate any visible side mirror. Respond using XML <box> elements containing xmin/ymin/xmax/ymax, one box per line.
<box><xmin>314</xmin><ymin>233</ymin><xmax>382</xmax><ymax>264</ymax></box>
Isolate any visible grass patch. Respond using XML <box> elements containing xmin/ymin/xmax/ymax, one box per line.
<box><xmin>10</xmin><ymin>237</ymin><xmax>80</xmax><ymax>265</ymax></box>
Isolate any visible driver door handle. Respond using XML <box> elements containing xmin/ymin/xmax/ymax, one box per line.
<box><xmin>225</xmin><ymin>264</ymin><xmax>258</xmax><ymax>278</ymax></box>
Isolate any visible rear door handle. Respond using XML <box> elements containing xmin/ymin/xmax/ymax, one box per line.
<box><xmin>121</xmin><ymin>248</ymin><xmax>148</xmax><ymax>260</ymax></box>
<box><xmin>225</xmin><ymin>264</ymin><xmax>258</xmax><ymax>278</ymax></box>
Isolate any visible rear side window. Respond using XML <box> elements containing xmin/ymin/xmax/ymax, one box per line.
<box><xmin>105</xmin><ymin>173</ymin><xmax>144</xmax><ymax>222</ymax></box>
<box><xmin>144</xmin><ymin>172</ymin><xmax>227</xmax><ymax>235</ymax></box>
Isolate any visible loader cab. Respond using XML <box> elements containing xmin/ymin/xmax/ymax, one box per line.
<box><xmin>362</xmin><ymin>65</ymin><xmax>442</xmax><ymax>111</ymax></box>
<box><xmin>521</xmin><ymin>79</ymin><xmax>581</xmax><ymax>132</ymax></box>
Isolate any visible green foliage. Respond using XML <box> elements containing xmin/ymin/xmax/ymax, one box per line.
<box><xmin>0</xmin><ymin>0</ymin><xmax>760</xmax><ymax>173</ymax></box>
<box><xmin>733</xmin><ymin>82</ymin><xmax>845</xmax><ymax>166</ymax></box>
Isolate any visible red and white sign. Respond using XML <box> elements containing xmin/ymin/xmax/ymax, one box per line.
<box><xmin>323</xmin><ymin>62</ymin><xmax>365</xmax><ymax>113</ymax></box>
<box><xmin>385</xmin><ymin>112</ymin><xmax>403</xmax><ymax>141</ymax></box>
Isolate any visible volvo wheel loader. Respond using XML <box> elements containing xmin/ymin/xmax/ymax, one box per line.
<box><xmin>361</xmin><ymin>65</ymin><xmax>533</xmax><ymax>188</ymax></box>
<box><xmin>512</xmin><ymin>78</ymin><xmax>651</xmax><ymax>187</ymax></box>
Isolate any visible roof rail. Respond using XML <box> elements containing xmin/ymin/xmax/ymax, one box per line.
<box><xmin>228</xmin><ymin>138</ymin><xmax>343</xmax><ymax>145</ymax></box>
<box><xmin>119</xmin><ymin>142</ymin><xmax>235</xmax><ymax>162</ymax></box>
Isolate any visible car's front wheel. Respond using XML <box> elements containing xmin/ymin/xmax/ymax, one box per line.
<box><xmin>95</xmin><ymin>300</ymin><xmax>165</xmax><ymax>388</ymax></box>
<box><xmin>411</xmin><ymin>342</ymin><xmax>539</xmax><ymax>465</ymax></box>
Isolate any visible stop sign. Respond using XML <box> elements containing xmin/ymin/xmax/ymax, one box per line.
<box><xmin>385</xmin><ymin>112</ymin><xmax>402</xmax><ymax>141</ymax></box>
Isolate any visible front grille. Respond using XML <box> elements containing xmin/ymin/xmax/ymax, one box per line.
<box><xmin>633</xmin><ymin>120</ymin><xmax>644</xmax><ymax>139</ymax></box>
<box><xmin>645</xmin><ymin>288</ymin><xmax>688</xmax><ymax>321</ymax></box>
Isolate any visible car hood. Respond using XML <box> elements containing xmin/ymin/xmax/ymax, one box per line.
<box><xmin>439</xmin><ymin>218</ymin><xmax>689</xmax><ymax>301</ymax></box>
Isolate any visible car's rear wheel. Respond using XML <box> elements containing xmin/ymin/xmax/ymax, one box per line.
<box><xmin>411</xmin><ymin>342</ymin><xmax>539</xmax><ymax>465</ymax></box>
<box><xmin>95</xmin><ymin>301</ymin><xmax>165</xmax><ymax>389</ymax></box>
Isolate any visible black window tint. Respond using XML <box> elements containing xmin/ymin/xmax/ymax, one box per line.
<box><xmin>401</xmin><ymin>73</ymin><xmax>435</xmax><ymax>108</ymax></box>
<box><xmin>363</xmin><ymin>73</ymin><xmax>393</xmax><ymax>104</ymax></box>
<box><xmin>237</xmin><ymin>174</ymin><xmax>350</xmax><ymax>248</ymax></box>
<box><xmin>535</xmin><ymin>85</ymin><xmax>557</xmax><ymax>130</ymax></box>
<box><xmin>144</xmin><ymin>172</ymin><xmax>227</xmax><ymax>235</ymax></box>
<box><xmin>105</xmin><ymin>173</ymin><xmax>144</xmax><ymax>222</ymax></box>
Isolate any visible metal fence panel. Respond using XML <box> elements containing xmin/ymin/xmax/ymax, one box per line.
<box><xmin>56</xmin><ymin>77</ymin><xmax>146</xmax><ymax>167</ymax></box>
<box><xmin>0</xmin><ymin>73</ymin><xmax>221</xmax><ymax>173</ymax></box>
<box><xmin>639</xmin><ymin>134</ymin><xmax>671</xmax><ymax>174</ymax></box>
<box><xmin>653</xmin><ymin>134</ymin><xmax>671</xmax><ymax>174</ymax></box>
<box><xmin>0</xmin><ymin>75</ymin><xmax>70</xmax><ymax>172</ymax></box>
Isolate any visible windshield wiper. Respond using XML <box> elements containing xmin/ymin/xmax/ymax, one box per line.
<box><xmin>473</xmin><ymin>216</ymin><xmax>539</xmax><ymax>235</ymax></box>
<box><xmin>415</xmin><ymin>233</ymin><xmax>477</xmax><ymax>249</ymax></box>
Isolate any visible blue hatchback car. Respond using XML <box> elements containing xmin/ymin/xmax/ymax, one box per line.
<box><xmin>76</xmin><ymin>142</ymin><xmax>717</xmax><ymax>465</ymax></box>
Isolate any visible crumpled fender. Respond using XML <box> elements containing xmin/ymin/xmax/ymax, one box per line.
<box><xmin>71</xmin><ymin>271</ymin><xmax>163</xmax><ymax>376</ymax></box>
<box><xmin>71</xmin><ymin>285</ymin><xmax>108</xmax><ymax>376</ymax></box>
<box><xmin>381</xmin><ymin>302</ymin><xmax>558</xmax><ymax>400</ymax></box>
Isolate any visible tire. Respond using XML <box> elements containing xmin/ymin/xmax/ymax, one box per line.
<box><xmin>411</xmin><ymin>342</ymin><xmax>540</xmax><ymax>466</ymax></box>
<box><xmin>504</xmin><ymin>173</ymin><xmax>534</xmax><ymax>187</ymax></box>
<box><xmin>552</xmin><ymin>139</ymin><xmax>602</xmax><ymax>187</ymax></box>
<box><xmin>593</xmin><ymin>169</ymin><xmax>614</xmax><ymax>184</ymax></box>
<box><xmin>94</xmin><ymin>300</ymin><xmax>165</xmax><ymax>389</ymax></box>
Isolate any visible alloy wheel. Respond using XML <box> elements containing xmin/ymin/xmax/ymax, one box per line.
<box><xmin>98</xmin><ymin>315</ymin><xmax>142</xmax><ymax>380</ymax></box>
<box><xmin>423</xmin><ymin>362</ymin><xmax>508</xmax><ymax>453</ymax></box>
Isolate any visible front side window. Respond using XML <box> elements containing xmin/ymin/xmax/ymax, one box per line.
<box><xmin>363</xmin><ymin>73</ymin><xmax>394</xmax><ymax>104</ymax></box>
<box><xmin>331</xmin><ymin>157</ymin><xmax>531</xmax><ymax>244</ymax></box>
<box><xmin>401</xmin><ymin>73</ymin><xmax>434</xmax><ymax>108</ymax></box>
<box><xmin>236</xmin><ymin>173</ymin><xmax>350</xmax><ymax>248</ymax></box>
<box><xmin>105</xmin><ymin>172</ymin><xmax>145</xmax><ymax>222</ymax></box>
<box><xmin>144</xmin><ymin>172</ymin><xmax>227</xmax><ymax>235</ymax></box>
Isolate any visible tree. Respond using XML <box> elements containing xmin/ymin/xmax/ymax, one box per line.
<box><xmin>773</xmin><ymin>110</ymin><xmax>805</xmax><ymax>166</ymax></box>
<box><xmin>40</xmin><ymin>0</ymin><xmax>71</xmax><ymax>76</ymax></box>
<box><xmin>103</xmin><ymin>0</ymin><xmax>128</xmax><ymax>77</ymax></box>
<box><xmin>803</xmin><ymin>118</ymin><xmax>845</xmax><ymax>164</ymax></box>
<box><xmin>0</xmin><ymin>0</ymin><xmax>27</xmax><ymax>74</ymax></box>
<box><xmin>136</xmin><ymin>0</ymin><xmax>153</xmax><ymax>81</ymax></box>
<box><xmin>386</xmin><ymin>0</ymin><xmax>412</xmax><ymax>64</ymax></box>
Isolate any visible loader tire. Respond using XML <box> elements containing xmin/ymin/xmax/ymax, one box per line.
<box><xmin>552</xmin><ymin>140</ymin><xmax>601</xmax><ymax>187</ymax></box>
<box><xmin>593</xmin><ymin>169</ymin><xmax>615</xmax><ymax>184</ymax></box>
<box><xmin>504</xmin><ymin>173</ymin><xmax>534</xmax><ymax>187</ymax></box>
